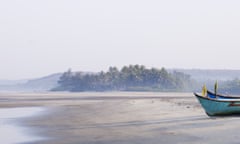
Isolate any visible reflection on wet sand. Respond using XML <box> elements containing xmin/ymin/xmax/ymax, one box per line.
<box><xmin>0</xmin><ymin>107</ymin><xmax>45</xmax><ymax>144</ymax></box>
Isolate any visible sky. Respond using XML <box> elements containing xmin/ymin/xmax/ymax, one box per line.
<box><xmin>0</xmin><ymin>0</ymin><xmax>240</xmax><ymax>79</ymax></box>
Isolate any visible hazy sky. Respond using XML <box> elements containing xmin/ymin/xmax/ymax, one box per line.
<box><xmin>1</xmin><ymin>0</ymin><xmax>240</xmax><ymax>79</ymax></box>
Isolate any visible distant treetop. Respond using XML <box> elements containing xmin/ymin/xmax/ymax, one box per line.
<box><xmin>52</xmin><ymin>65</ymin><xmax>194</xmax><ymax>92</ymax></box>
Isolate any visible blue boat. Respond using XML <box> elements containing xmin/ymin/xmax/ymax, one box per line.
<box><xmin>207</xmin><ymin>90</ymin><xmax>240</xmax><ymax>99</ymax></box>
<box><xmin>194</xmin><ymin>93</ymin><xmax>240</xmax><ymax>116</ymax></box>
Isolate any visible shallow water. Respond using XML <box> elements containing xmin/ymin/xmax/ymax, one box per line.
<box><xmin>0</xmin><ymin>107</ymin><xmax>45</xmax><ymax>144</ymax></box>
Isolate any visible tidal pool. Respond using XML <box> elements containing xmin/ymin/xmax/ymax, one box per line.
<box><xmin>0</xmin><ymin>107</ymin><xmax>45</xmax><ymax>144</ymax></box>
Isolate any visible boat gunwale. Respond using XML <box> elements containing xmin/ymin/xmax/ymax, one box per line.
<box><xmin>194</xmin><ymin>93</ymin><xmax>240</xmax><ymax>102</ymax></box>
<box><xmin>207</xmin><ymin>90</ymin><xmax>240</xmax><ymax>98</ymax></box>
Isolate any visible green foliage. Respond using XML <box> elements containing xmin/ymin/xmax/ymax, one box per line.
<box><xmin>53</xmin><ymin>65</ymin><xmax>194</xmax><ymax>92</ymax></box>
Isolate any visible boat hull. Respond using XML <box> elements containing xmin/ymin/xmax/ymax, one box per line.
<box><xmin>194</xmin><ymin>93</ymin><xmax>240</xmax><ymax>116</ymax></box>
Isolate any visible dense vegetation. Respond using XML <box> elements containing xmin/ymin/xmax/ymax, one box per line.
<box><xmin>52</xmin><ymin>65</ymin><xmax>195</xmax><ymax>92</ymax></box>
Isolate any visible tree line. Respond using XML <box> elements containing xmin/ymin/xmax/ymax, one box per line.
<box><xmin>52</xmin><ymin>65</ymin><xmax>195</xmax><ymax>92</ymax></box>
<box><xmin>216</xmin><ymin>78</ymin><xmax>240</xmax><ymax>94</ymax></box>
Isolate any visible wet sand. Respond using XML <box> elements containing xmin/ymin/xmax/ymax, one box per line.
<box><xmin>0</xmin><ymin>92</ymin><xmax>240</xmax><ymax>144</ymax></box>
<box><xmin>0</xmin><ymin>107</ymin><xmax>45</xmax><ymax>144</ymax></box>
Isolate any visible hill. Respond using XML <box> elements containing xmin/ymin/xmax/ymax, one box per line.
<box><xmin>53</xmin><ymin>65</ymin><xmax>194</xmax><ymax>92</ymax></box>
<box><xmin>0</xmin><ymin>73</ymin><xmax>62</xmax><ymax>92</ymax></box>
<box><xmin>1</xmin><ymin>69</ymin><xmax>240</xmax><ymax>92</ymax></box>
<box><xmin>169</xmin><ymin>69</ymin><xmax>240</xmax><ymax>81</ymax></box>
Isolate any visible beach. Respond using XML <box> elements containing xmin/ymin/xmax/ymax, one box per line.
<box><xmin>0</xmin><ymin>92</ymin><xmax>240</xmax><ymax>144</ymax></box>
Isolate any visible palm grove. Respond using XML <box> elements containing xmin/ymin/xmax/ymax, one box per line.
<box><xmin>53</xmin><ymin>65</ymin><xmax>195</xmax><ymax>92</ymax></box>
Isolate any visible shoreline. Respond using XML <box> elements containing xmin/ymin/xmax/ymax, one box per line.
<box><xmin>0</xmin><ymin>107</ymin><xmax>46</xmax><ymax>144</ymax></box>
<box><xmin>1</xmin><ymin>92</ymin><xmax>239</xmax><ymax>144</ymax></box>
<box><xmin>0</xmin><ymin>92</ymin><xmax>201</xmax><ymax>144</ymax></box>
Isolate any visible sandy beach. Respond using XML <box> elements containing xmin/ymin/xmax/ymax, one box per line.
<box><xmin>1</xmin><ymin>92</ymin><xmax>240</xmax><ymax>144</ymax></box>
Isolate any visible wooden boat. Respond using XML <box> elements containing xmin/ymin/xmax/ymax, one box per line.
<box><xmin>207</xmin><ymin>90</ymin><xmax>240</xmax><ymax>99</ymax></box>
<box><xmin>194</xmin><ymin>92</ymin><xmax>240</xmax><ymax>116</ymax></box>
